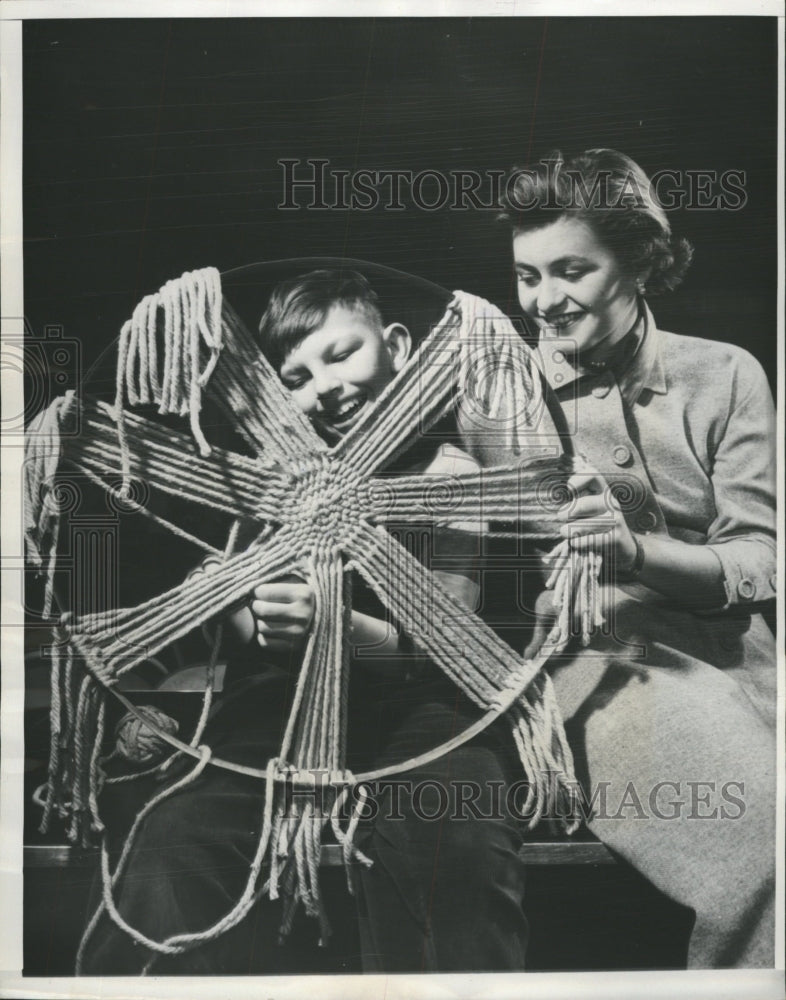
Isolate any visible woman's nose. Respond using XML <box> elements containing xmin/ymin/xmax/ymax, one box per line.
<box><xmin>535</xmin><ymin>277</ymin><xmax>566</xmax><ymax>316</ymax></box>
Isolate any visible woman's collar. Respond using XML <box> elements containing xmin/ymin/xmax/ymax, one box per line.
<box><xmin>535</xmin><ymin>298</ymin><xmax>668</xmax><ymax>405</ymax></box>
<box><xmin>617</xmin><ymin>300</ymin><xmax>668</xmax><ymax>404</ymax></box>
<box><xmin>580</xmin><ymin>300</ymin><xmax>646</xmax><ymax>373</ymax></box>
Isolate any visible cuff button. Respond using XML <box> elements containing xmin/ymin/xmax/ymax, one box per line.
<box><xmin>635</xmin><ymin>510</ymin><xmax>658</xmax><ymax>533</ymax></box>
<box><xmin>737</xmin><ymin>578</ymin><xmax>756</xmax><ymax>601</ymax></box>
<box><xmin>613</xmin><ymin>444</ymin><xmax>632</xmax><ymax>467</ymax></box>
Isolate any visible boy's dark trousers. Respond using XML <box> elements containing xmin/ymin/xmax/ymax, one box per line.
<box><xmin>79</xmin><ymin>669</ymin><xmax>529</xmax><ymax>974</ymax></box>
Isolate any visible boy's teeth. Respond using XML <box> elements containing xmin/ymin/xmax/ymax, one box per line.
<box><xmin>335</xmin><ymin>399</ymin><xmax>362</xmax><ymax>420</ymax></box>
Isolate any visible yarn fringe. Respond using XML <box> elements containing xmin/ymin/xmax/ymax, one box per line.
<box><xmin>24</xmin><ymin>391</ymin><xmax>79</xmax><ymax>618</ymax></box>
<box><xmin>75</xmin><ymin>755</ymin><xmax>374</xmax><ymax>971</ymax></box>
<box><xmin>115</xmin><ymin>266</ymin><xmax>223</xmax><ymax>490</ymax></box>
<box><xmin>34</xmin><ymin>635</ymin><xmax>108</xmax><ymax>846</ymax></box>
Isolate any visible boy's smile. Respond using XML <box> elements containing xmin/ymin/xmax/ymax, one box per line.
<box><xmin>278</xmin><ymin>304</ymin><xmax>411</xmax><ymax>443</ymax></box>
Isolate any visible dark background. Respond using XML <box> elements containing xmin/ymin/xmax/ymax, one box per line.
<box><xmin>20</xmin><ymin>15</ymin><xmax>778</xmax><ymax>977</ymax></box>
<box><xmin>23</xmin><ymin>17</ymin><xmax>778</xmax><ymax>392</ymax></box>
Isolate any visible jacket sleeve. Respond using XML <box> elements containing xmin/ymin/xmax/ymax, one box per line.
<box><xmin>704</xmin><ymin>351</ymin><xmax>776</xmax><ymax>609</ymax></box>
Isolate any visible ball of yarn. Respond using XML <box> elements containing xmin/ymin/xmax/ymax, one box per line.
<box><xmin>115</xmin><ymin>705</ymin><xmax>179</xmax><ymax>764</ymax></box>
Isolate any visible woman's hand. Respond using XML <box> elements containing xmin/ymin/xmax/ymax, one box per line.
<box><xmin>522</xmin><ymin>587</ymin><xmax>559</xmax><ymax>661</ymax></box>
<box><xmin>558</xmin><ymin>466</ymin><xmax>727</xmax><ymax>607</ymax></box>
<box><xmin>250</xmin><ymin>575</ymin><xmax>316</xmax><ymax>652</ymax></box>
<box><xmin>560</xmin><ymin>467</ymin><xmax>637</xmax><ymax>572</ymax></box>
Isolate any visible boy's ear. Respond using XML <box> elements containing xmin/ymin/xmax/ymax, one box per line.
<box><xmin>382</xmin><ymin>322</ymin><xmax>412</xmax><ymax>373</ymax></box>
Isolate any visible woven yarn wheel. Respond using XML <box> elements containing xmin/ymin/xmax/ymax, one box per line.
<box><xmin>25</xmin><ymin>258</ymin><xmax>601</xmax><ymax>964</ymax></box>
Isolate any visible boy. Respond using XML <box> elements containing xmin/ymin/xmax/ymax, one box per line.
<box><xmin>80</xmin><ymin>270</ymin><xmax>529</xmax><ymax>974</ymax></box>
<box><xmin>236</xmin><ymin>268</ymin><xmax>481</xmax><ymax>654</ymax></box>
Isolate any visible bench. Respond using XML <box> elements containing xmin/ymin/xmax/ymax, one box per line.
<box><xmin>24</xmin><ymin>838</ymin><xmax>615</xmax><ymax>871</ymax></box>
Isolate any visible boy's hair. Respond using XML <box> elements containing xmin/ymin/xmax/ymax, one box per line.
<box><xmin>257</xmin><ymin>269</ymin><xmax>384</xmax><ymax>370</ymax></box>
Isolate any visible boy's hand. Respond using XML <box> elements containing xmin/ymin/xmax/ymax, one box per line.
<box><xmin>250</xmin><ymin>575</ymin><xmax>316</xmax><ymax>652</ymax></box>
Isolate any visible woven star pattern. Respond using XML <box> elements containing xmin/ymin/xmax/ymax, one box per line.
<box><xmin>59</xmin><ymin>292</ymin><xmax>570</xmax><ymax>782</ymax></box>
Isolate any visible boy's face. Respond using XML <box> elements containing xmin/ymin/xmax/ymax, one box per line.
<box><xmin>279</xmin><ymin>304</ymin><xmax>411</xmax><ymax>443</ymax></box>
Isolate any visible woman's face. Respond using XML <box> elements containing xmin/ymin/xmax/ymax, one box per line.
<box><xmin>512</xmin><ymin>215</ymin><xmax>641</xmax><ymax>355</ymax></box>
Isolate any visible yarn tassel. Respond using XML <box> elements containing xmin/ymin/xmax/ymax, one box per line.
<box><xmin>24</xmin><ymin>391</ymin><xmax>78</xmax><ymax>614</ymax></box>
<box><xmin>113</xmin><ymin>267</ymin><xmax>223</xmax><ymax>466</ymax></box>
<box><xmin>508</xmin><ymin>676</ymin><xmax>580</xmax><ymax>834</ymax></box>
<box><xmin>88</xmin><ymin>694</ymin><xmax>107</xmax><ymax>834</ymax></box>
<box><xmin>38</xmin><ymin>637</ymin><xmax>64</xmax><ymax>832</ymax></box>
<box><xmin>544</xmin><ymin>538</ymin><xmax>603</xmax><ymax>653</ymax></box>
<box><xmin>248</xmin><ymin>765</ymin><xmax>375</xmax><ymax>945</ymax></box>
<box><xmin>69</xmin><ymin>674</ymin><xmax>99</xmax><ymax>846</ymax></box>
<box><xmin>329</xmin><ymin>784</ymin><xmax>373</xmax><ymax>896</ymax></box>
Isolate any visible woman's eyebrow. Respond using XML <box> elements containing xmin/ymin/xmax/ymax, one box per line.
<box><xmin>551</xmin><ymin>254</ymin><xmax>593</xmax><ymax>267</ymax></box>
<box><xmin>516</xmin><ymin>255</ymin><xmax>594</xmax><ymax>269</ymax></box>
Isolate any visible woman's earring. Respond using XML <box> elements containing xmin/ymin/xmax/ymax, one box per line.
<box><xmin>636</xmin><ymin>278</ymin><xmax>647</xmax><ymax>295</ymax></box>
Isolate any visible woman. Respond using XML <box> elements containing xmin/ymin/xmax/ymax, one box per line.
<box><xmin>498</xmin><ymin>148</ymin><xmax>777</xmax><ymax>969</ymax></box>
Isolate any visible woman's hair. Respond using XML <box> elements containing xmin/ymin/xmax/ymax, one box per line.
<box><xmin>258</xmin><ymin>269</ymin><xmax>383</xmax><ymax>369</ymax></box>
<box><xmin>498</xmin><ymin>148</ymin><xmax>693</xmax><ymax>294</ymax></box>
